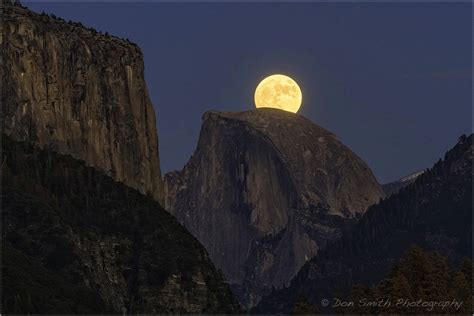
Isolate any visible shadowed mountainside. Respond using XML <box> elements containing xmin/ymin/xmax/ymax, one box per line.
<box><xmin>1</xmin><ymin>134</ymin><xmax>240</xmax><ymax>314</ymax></box>
<box><xmin>254</xmin><ymin>134</ymin><xmax>472</xmax><ymax>313</ymax></box>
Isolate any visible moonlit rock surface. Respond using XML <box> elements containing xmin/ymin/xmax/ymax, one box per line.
<box><xmin>2</xmin><ymin>3</ymin><xmax>163</xmax><ymax>202</ymax></box>
<box><xmin>164</xmin><ymin>108</ymin><xmax>385</xmax><ymax>307</ymax></box>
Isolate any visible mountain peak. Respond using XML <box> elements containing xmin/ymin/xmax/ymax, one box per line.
<box><xmin>200</xmin><ymin>108</ymin><xmax>383</xmax><ymax>216</ymax></box>
<box><xmin>165</xmin><ymin>108</ymin><xmax>384</xmax><ymax>306</ymax></box>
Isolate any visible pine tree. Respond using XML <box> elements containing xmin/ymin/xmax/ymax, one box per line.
<box><xmin>346</xmin><ymin>246</ymin><xmax>472</xmax><ymax>314</ymax></box>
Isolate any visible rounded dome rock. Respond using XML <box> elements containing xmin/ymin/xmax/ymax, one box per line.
<box><xmin>165</xmin><ymin>108</ymin><xmax>384</xmax><ymax>307</ymax></box>
<box><xmin>199</xmin><ymin>108</ymin><xmax>384</xmax><ymax>218</ymax></box>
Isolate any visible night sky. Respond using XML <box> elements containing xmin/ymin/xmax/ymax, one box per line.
<box><xmin>27</xmin><ymin>2</ymin><xmax>472</xmax><ymax>183</ymax></box>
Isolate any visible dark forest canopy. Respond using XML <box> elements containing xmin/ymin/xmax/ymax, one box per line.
<box><xmin>1</xmin><ymin>134</ymin><xmax>239</xmax><ymax>313</ymax></box>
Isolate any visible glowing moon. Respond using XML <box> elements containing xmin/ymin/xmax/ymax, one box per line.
<box><xmin>254</xmin><ymin>74</ymin><xmax>302</xmax><ymax>113</ymax></box>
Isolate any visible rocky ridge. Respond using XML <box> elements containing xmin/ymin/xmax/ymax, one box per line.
<box><xmin>382</xmin><ymin>169</ymin><xmax>425</xmax><ymax>197</ymax></box>
<box><xmin>165</xmin><ymin>108</ymin><xmax>385</xmax><ymax>306</ymax></box>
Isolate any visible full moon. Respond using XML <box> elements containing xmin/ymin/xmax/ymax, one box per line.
<box><xmin>254</xmin><ymin>74</ymin><xmax>302</xmax><ymax>113</ymax></box>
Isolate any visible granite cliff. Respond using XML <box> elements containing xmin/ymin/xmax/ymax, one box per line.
<box><xmin>2</xmin><ymin>2</ymin><xmax>241</xmax><ymax>312</ymax></box>
<box><xmin>165</xmin><ymin>108</ymin><xmax>385</xmax><ymax>306</ymax></box>
<box><xmin>2</xmin><ymin>1</ymin><xmax>163</xmax><ymax>202</ymax></box>
<box><xmin>2</xmin><ymin>134</ymin><xmax>240</xmax><ymax>313</ymax></box>
<box><xmin>254</xmin><ymin>134</ymin><xmax>472</xmax><ymax>313</ymax></box>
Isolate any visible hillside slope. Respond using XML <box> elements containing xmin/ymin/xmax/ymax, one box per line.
<box><xmin>255</xmin><ymin>134</ymin><xmax>472</xmax><ymax>313</ymax></box>
<box><xmin>1</xmin><ymin>135</ymin><xmax>240</xmax><ymax>314</ymax></box>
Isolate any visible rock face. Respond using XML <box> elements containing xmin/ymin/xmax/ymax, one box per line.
<box><xmin>164</xmin><ymin>109</ymin><xmax>385</xmax><ymax>306</ymax></box>
<box><xmin>2</xmin><ymin>1</ymin><xmax>163</xmax><ymax>202</ymax></box>
<box><xmin>254</xmin><ymin>135</ymin><xmax>472</xmax><ymax>314</ymax></box>
<box><xmin>2</xmin><ymin>134</ymin><xmax>240</xmax><ymax>314</ymax></box>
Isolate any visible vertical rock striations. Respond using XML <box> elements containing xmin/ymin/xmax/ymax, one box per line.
<box><xmin>2</xmin><ymin>1</ymin><xmax>163</xmax><ymax>202</ymax></box>
<box><xmin>165</xmin><ymin>108</ymin><xmax>385</xmax><ymax>306</ymax></box>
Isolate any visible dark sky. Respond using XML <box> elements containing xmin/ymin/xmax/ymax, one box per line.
<box><xmin>27</xmin><ymin>2</ymin><xmax>472</xmax><ymax>183</ymax></box>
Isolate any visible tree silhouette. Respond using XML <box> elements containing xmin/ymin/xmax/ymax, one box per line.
<box><xmin>341</xmin><ymin>245</ymin><xmax>472</xmax><ymax>314</ymax></box>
